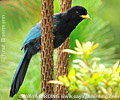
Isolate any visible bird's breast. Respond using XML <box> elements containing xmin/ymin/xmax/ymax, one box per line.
<box><xmin>53</xmin><ymin>32</ymin><xmax>67</xmax><ymax>48</ymax></box>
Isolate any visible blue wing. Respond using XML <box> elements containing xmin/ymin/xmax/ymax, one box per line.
<box><xmin>21</xmin><ymin>21</ymin><xmax>42</xmax><ymax>49</ymax></box>
<box><xmin>21</xmin><ymin>14</ymin><xmax>59</xmax><ymax>50</ymax></box>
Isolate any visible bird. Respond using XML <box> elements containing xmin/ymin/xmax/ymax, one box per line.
<box><xmin>10</xmin><ymin>6</ymin><xmax>91</xmax><ymax>97</ymax></box>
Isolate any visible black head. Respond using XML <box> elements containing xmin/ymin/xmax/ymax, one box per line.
<box><xmin>66</xmin><ymin>6</ymin><xmax>91</xmax><ymax>22</ymax></box>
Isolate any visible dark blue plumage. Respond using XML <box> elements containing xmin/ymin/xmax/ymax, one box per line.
<box><xmin>21</xmin><ymin>21</ymin><xmax>41</xmax><ymax>49</ymax></box>
<box><xmin>12</xmin><ymin>48</ymin><xmax>28</xmax><ymax>85</ymax></box>
<box><xmin>10</xmin><ymin>6</ymin><xmax>91</xmax><ymax>97</ymax></box>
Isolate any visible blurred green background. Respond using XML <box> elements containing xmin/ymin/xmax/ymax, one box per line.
<box><xmin>0</xmin><ymin>0</ymin><xmax>120</xmax><ymax>100</ymax></box>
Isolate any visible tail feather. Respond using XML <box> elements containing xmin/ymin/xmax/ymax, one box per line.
<box><xmin>10</xmin><ymin>49</ymin><xmax>32</xmax><ymax>97</ymax></box>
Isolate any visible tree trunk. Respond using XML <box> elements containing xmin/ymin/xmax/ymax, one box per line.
<box><xmin>41</xmin><ymin>0</ymin><xmax>54</xmax><ymax>100</ymax></box>
<box><xmin>55</xmin><ymin>0</ymin><xmax>72</xmax><ymax>99</ymax></box>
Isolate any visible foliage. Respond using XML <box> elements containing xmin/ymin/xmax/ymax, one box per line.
<box><xmin>70</xmin><ymin>0</ymin><xmax>120</xmax><ymax>66</ymax></box>
<box><xmin>50</xmin><ymin>40</ymin><xmax>120</xmax><ymax>100</ymax></box>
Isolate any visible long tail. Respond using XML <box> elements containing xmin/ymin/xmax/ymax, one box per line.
<box><xmin>10</xmin><ymin>48</ymin><xmax>32</xmax><ymax>97</ymax></box>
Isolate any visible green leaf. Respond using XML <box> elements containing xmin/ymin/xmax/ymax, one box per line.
<box><xmin>63</xmin><ymin>49</ymin><xmax>77</xmax><ymax>54</ymax></box>
<box><xmin>68</xmin><ymin>67</ymin><xmax>76</xmax><ymax>83</ymax></box>
<box><xmin>100</xmin><ymin>87</ymin><xmax>109</xmax><ymax>95</ymax></box>
<box><xmin>48</xmin><ymin>80</ymin><xmax>63</xmax><ymax>85</ymax></box>
<box><xmin>75</xmin><ymin>39</ymin><xmax>82</xmax><ymax>49</ymax></box>
<box><xmin>90</xmin><ymin>72</ymin><xmax>101</xmax><ymax>86</ymax></box>
<box><xmin>58</xmin><ymin>76</ymin><xmax>70</xmax><ymax>87</ymax></box>
<box><xmin>63</xmin><ymin>75</ymin><xmax>70</xmax><ymax>87</ymax></box>
<box><xmin>69</xmin><ymin>85</ymin><xmax>78</xmax><ymax>92</ymax></box>
<box><xmin>112</xmin><ymin>60</ymin><xmax>119</xmax><ymax>72</ymax></box>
